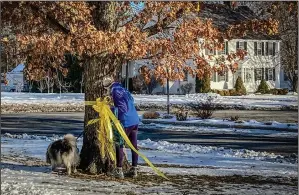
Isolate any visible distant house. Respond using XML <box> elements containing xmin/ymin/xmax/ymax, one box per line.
<box><xmin>126</xmin><ymin>4</ymin><xmax>290</xmax><ymax>94</ymax></box>
<box><xmin>1</xmin><ymin>64</ymin><xmax>27</xmax><ymax>92</ymax></box>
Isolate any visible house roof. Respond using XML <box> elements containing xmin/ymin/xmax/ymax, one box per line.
<box><xmin>198</xmin><ymin>4</ymin><xmax>281</xmax><ymax>40</ymax></box>
<box><xmin>10</xmin><ymin>64</ymin><xmax>24</xmax><ymax>73</ymax></box>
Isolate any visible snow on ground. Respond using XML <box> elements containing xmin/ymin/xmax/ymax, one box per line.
<box><xmin>140</xmin><ymin>123</ymin><xmax>298</xmax><ymax>138</ymax></box>
<box><xmin>1</xmin><ymin>92</ymin><xmax>297</xmax><ymax>110</ymax></box>
<box><xmin>1</xmin><ymin>164</ymin><xmax>177</xmax><ymax>195</ymax></box>
<box><xmin>1</xmin><ymin>133</ymin><xmax>297</xmax><ymax>195</ymax></box>
<box><xmin>2</xmin><ymin>133</ymin><xmax>297</xmax><ymax>177</ymax></box>
<box><xmin>2</xmin><ymin>163</ymin><xmax>297</xmax><ymax>195</ymax></box>
<box><xmin>141</xmin><ymin>115</ymin><xmax>298</xmax><ymax>131</ymax></box>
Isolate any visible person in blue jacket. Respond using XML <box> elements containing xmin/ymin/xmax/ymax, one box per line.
<box><xmin>103</xmin><ymin>76</ymin><xmax>140</xmax><ymax>179</ymax></box>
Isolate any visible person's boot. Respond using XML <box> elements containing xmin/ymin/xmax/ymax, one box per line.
<box><xmin>126</xmin><ymin>166</ymin><xmax>138</xmax><ymax>178</ymax></box>
<box><xmin>114</xmin><ymin>167</ymin><xmax>124</xmax><ymax>179</ymax></box>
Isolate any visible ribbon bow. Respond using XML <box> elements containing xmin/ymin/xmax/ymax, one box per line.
<box><xmin>85</xmin><ymin>97</ymin><xmax>168</xmax><ymax>179</ymax></box>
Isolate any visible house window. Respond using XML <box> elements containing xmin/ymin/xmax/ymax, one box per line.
<box><xmin>218</xmin><ymin>71</ymin><xmax>228</xmax><ymax>82</ymax></box>
<box><xmin>218</xmin><ymin>73</ymin><xmax>225</xmax><ymax>82</ymax></box>
<box><xmin>267</xmin><ymin>68</ymin><xmax>273</xmax><ymax>81</ymax></box>
<box><xmin>254</xmin><ymin>42</ymin><xmax>265</xmax><ymax>56</ymax></box>
<box><xmin>254</xmin><ymin>68</ymin><xmax>262</xmax><ymax>81</ymax></box>
<box><xmin>219</xmin><ymin>41</ymin><xmax>228</xmax><ymax>55</ymax></box>
<box><xmin>257</xmin><ymin>43</ymin><xmax>263</xmax><ymax>55</ymax></box>
<box><xmin>206</xmin><ymin>48</ymin><xmax>215</xmax><ymax>55</ymax></box>
<box><xmin>244</xmin><ymin>68</ymin><xmax>253</xmax><ymax>83</ymax></box>
<box><xmin>268</xmin><ymin>42</ymin><xmax>273</xmax><ymax>56</ymax></box>
<box><xmin>264</xmin><ymin>68</ymin><xmax>276</xmax><ymax>81</ymax></box>
<box><xmin>212</xmin><ymin>71</ymin><xmax>217</xmax><ymax>82</ymax></box>
<box><xmin>236</xmin><ymin>41</ymin><xmax>247</xmax><ymax>51</ymax></box>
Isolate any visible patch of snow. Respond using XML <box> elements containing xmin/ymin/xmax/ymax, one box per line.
<box><xmin>2</xmin><ymin>134</ymin><xmax>297</xmax><ymax>168</ymax></box>
<box><xmin>142</xmin><ymin>117</ymin><xmax>298</xmax><ymax>131</ymax></box>
<box><xmin>139</xmin><ymin>123</ymin><xmax>298</xmax><ymax>138</ymax></box>
<box><xmin>138</xmin><ymin>139</ymin><xmax>282</xmax><ymax>161</ymax></box>
<box><xmin>1</xmin><ymin>92</ymin><xmax>297</xmax><ymax>110</ymax></box>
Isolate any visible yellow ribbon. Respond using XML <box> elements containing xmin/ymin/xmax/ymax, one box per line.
<box><xmin>86</xmin><ymin>97</ymin><xmax>168</xmax><ymax>180</ymax></box>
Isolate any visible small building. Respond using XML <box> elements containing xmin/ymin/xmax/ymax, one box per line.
<box><xmin>1</xmin><ymin>64</ymin><xmax>27</xmax><ymax>92</ymax></box>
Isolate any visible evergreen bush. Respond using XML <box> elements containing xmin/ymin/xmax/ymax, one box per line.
<box><xmin>234</xmin><ymin>76</ymin><xmax>246</xmax><ymax>95</ymax></box>
<box><xmin>256</xmin><ymin>79</ymin><xmax>269</xmax><ymax>94</ymax></box>
<box><xmin>196</xmin><ymin>74</ymin><xmax>211</xmax><ymax>93</ymax></box>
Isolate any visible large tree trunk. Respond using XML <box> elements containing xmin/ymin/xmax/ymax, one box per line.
<box><xmin>79</xmin><ymin>55</ymin><xmax>112</xmax><ymax>174</ymax></box>
<box><xmin>79</xmin><ymin>2</ymin><xmax>130</xmax><ymax>175</ymax></box>
<box><xmin>292</xmin><ymin>74</ymin><xmax>298</xmax><ymax>92</ymax></box>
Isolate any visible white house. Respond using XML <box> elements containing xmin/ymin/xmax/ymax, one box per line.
<box><xmin>203</xmin><ymin>38</ymin><xmax>284</xmax><ymax>93</ymax></box>
<box><xmin>124</xmin><ymin>4</ymin><xmax>290</xmax><ymax>94</ymax></box>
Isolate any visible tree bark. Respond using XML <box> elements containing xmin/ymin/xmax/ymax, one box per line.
<box><xmin>79</xmin><ymin>1</ymin><xmax>131</xmax><ymax>175</ymax></box>
<box><xmin>79</xmin><ymin>55</ymin><xmax>112</xmax><ymax>174</ymax></box>
<box><xmin>292</xmin><ymin>74</ymin><xmax>298</xmax><ymax>92</ymax></box>
<box><xmin>79</xmin><ymin>53</ymin><xmax>129</xmax><ymax>174</ymax></box>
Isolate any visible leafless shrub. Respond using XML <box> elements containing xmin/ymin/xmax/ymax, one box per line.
<box><xmin>187</xmin><ymin>96</ymin><xmax>215</xmax><ymax>119</ymax></box>
<box><xmin>175</xmin><ymin>108</ymin><xmax>188</xmax><ymax>121</ymax></box>
<box><xmin>230</xmin><ymin>115</ymin><xmax>240</xmax><ymax>121</ymax></box>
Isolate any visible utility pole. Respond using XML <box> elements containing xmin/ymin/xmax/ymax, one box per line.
<box><xmin>166</xmin><ymin>68</ymin><xmax>170</xmax><ymax>115</ymax></box>
<box><xmin>125</xmin><ymin>61</ymin><xmax>129</xmax><ymax>90</ymax></box>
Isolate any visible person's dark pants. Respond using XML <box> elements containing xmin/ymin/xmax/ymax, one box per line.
<box><xmin>115</xmin><ymin>125</ymin><xmax>138</xmax><ymax>168</ymax></box>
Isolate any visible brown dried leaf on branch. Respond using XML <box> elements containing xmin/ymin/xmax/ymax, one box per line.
<box><xmin>1</xmin><ymin>1</ymin><xmax>279</xmax><ymax>82</ymax></box>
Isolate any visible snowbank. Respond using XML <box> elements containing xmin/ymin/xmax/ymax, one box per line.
<box><xmin>1</xmin><ymin>92</ymin><xmax>297</xmax><ymax>112</ymax></box>
<box><xmin>141</xmin><ymin>117</ymin><xmax>298</xmax><ymax>132</ymax></box>
<box><xmin>139</xmin><ymin>123</ymin><xmax>298</xmax><ymax>138</ymax></box>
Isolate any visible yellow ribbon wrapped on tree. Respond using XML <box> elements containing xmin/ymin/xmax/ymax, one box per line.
<box><xmin>85</xmin><ymin>97</ymin><xmax>168</xmax><ymax>180</ymax></box>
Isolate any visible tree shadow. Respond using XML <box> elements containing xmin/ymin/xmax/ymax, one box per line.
<box><xmin>1</xmin><ymin>162</ymin><xmax>51</xmax><ymax>173</ymax></box>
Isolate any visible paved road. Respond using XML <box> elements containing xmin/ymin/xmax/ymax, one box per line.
<box><xmin>1</xmin><ymin>112</ymin><xmax>297</xmax><ymax>155</ymax></box>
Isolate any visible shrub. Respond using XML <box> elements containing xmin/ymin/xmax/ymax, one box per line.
<box><xmin>269</xmin><ymin>88</ymin><xmax>288</xmax><ymax>95</ymax></box>
<box><xmin>175</xmin><ymin>108</ymin><xmax>188</xmax><ymax>121</ymax></box>
<box><xmin>223</xmin><ymin>90</ymin><xmax>230</xmax><ymax>96</ymax></box>
<box><xmin>234</xmin><ymin>76</ymin><xmax>246</xmax><ymax>95</ymax></box>
<box><xmin>282</xmin><ymin>88</ymin><xmax>289</xmax><ymax>95</ymax></box>
<box><xmin>230</xmin><ymin>115</ymin><xmax>240</xmax><ymax>121</ymax></box>
<box><xmin>143</xmin><ymin>111</ymin><xmax>160</xmax><ymax>119</ymax></box>
<box><xmin>229</xmin><ymin>89</ymin><xmax>236</xmax><ymax>96</ymax></box>
<box><xmin>180</xmin><ymin>83</ymin><xmax>194</xmax><ymax>94</ymax></box>
<box><xmin>187</xmin><ymin>96</ymin><xmax>214</xmax><ymax>119</ymax></box>
<box><xmin>270</xmin><ymin>88</ymin><xmax>278</xmax><ymax>95</ymax></box>
<box><xmin>196</xmin><ymin>74</ymin><xmax>211</xmax><ymax>93</ymax></box>
<box><xmin>210</xmin><ymin>89</ymin><xmax>216</xmax><ymax>93</ymax></box>
<box><xmin>256</xmin><ymin>79</ymin><xmax>269</xmax><ymax>94</ymax></box>
<box><xmin>218</xmin><ymin>90</ymin><xmax>225</xmax><ymax>96</ymax></box>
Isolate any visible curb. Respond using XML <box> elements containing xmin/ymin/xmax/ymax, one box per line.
<box><xmin>141</xmin><ymin>119</ymin><xmax>298</xmax><ymax>132</ymax></box>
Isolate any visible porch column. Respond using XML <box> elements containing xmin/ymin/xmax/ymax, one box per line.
<box><xmin>275</xmin><ymin>41</ymin><xmax>281</xmax><ymax>88</ymax></box>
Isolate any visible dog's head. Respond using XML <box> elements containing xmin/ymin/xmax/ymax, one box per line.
<box><xmin>63</xmin><ymin>134</ymin><xmax>77</xmax><ymax>146</ymax></box>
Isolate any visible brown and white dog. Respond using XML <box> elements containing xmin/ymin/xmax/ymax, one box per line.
<box><xmin>46</xmin><ymin>134</ymin><xmax>80</xmax><ymax>175</ymax></box>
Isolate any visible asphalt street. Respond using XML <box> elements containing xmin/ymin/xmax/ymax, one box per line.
<box><xmin>1</xmin><ymin>112</ymin><xmax>297</xmax><ymax>155</ymax></box>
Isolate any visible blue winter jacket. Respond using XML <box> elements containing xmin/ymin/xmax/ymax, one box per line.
<box><xmin>110</xmin><ymin>82</ymin><xmax>140</xmax><ymax>128</ymax></box>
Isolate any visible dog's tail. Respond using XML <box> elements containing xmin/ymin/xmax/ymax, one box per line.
<box><xmin>46</xmin><ymin>144</ymin><xmax>52</xmax><ymax>164</ymax></box>
<box><xmin>46</xmin><ymin>150</ymin><xmax>51</xmax><ymax>164</ymax></box>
